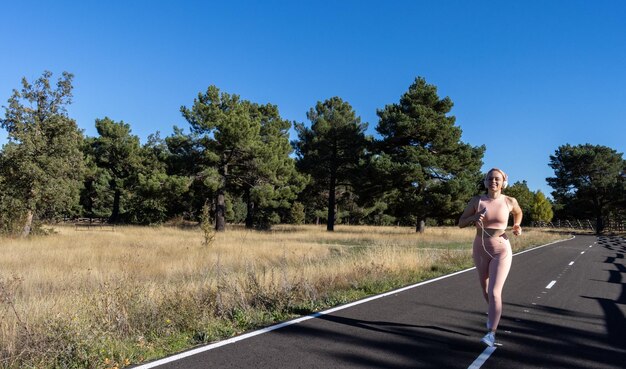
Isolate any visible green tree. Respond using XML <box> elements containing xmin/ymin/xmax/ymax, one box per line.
<box><xmin>293</xmin><ymin>97</ymin><xmax>369</xmax><ymax>231</ymax></box>
<box><xmin>0</xmin><ymin>71</ymin><xmax>85</xmax><ymax>236</ymax></box>
<box><xmin>126</xmin><ymin>133</ymin><xmax>191</xmax><ymax>224</ymax></box>
<box><xmin>80</xmin><ymin>142</ymin><xmax>114</xmax><ymax>218</ymax></box>
<box><xmin>243</xmin><ymin>103</ymin><xmax>307</xmax><ymax>229</ymax></box>
<box><xmin>90</xmin><ymin>117</ymin><xmax>143</xmax><ymax>223</ymax></box>
<box><xmin>531</xmin><ymin>190</ymin><xmax>553</xmax><ymax>223</ymax></box>
<box><xmin>180</xmin><ymin>85</ymin><xmax>261</xmax><ymax>231</ymax></box>
<box><xmin>547</xmin><ymin>143</ymin><xmax>625</xmax><ymax>233</ymax></box>
<box><xmin>375</xmin><ymin>77</ymin><xmax>484</xmax><ymax>231</ymax></box>
<box><xmin>164</xmin><ymin>126</ymin><xmax>206</xmax><ymax>219</ymax></box>
<box><xmin>84</xmin><ymin>127</ymin><xmax>191</xmax><ymax>225</ymax></box>
<box><xmin>295</xmin><ymin>182</ymin><xmax>329</xmax><ymax>225</ymax></box>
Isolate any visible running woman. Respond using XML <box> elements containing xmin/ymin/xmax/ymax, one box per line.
<box><xmin>458</xmin><ymin>168</ymin><xmax>523</xmax><ymax>347</ymax></box>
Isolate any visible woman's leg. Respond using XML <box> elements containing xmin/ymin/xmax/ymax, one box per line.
<box><xmin>473</xmin><ymin>237</ymin><xmax>490</xmax><ymax>303</ymax></box>
<box><xmin>486</xmin><ymin>243</ymin><xmax>512</xmax><ymax>331</ymax></box>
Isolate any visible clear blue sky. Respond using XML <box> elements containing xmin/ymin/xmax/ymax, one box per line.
<box><xmin>2</xmin><ymin>0</ymin><xmax>625</xmax><ymax>197</ymax></box>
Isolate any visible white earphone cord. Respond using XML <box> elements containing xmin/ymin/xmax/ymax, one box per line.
<box><xmin>478</xmin><ymin>219</ymin><xmax>496</xmax><ymax>259</ymax></box>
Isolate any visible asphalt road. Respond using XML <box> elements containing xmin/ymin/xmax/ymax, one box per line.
<box><xmin>135</xmin><ymin>234</ymin><xmax>626</xmax><ymax>369</ymax></box>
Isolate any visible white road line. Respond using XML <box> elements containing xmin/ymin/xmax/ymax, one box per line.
<box><xmin>546</xmin><ymin>280</ymin><xmax>557</xmax><ymax>289</ymax></box>
<box><xmin>512</xmin><ymin>236</ymin><xmax>575</xmax><ymax>256</ymax></box>
<box><xmin>467</xmin><ymin>346</ymin><xmax>497</xmax><ymax>369</ymax></box>
<box><xmin>569</xmin><ymin>261</ymin><xmax>575</xmax><ymax>266</ymax></box>
<box><xmin>581</xmin><ymin>251</ymin><xmax>585</xmax><ymax>254</ymax></box>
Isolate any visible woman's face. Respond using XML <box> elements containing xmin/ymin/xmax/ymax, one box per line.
<box><xmin>486</xmin><ymin>171</ymin><xmax>505</xmax><ymax>191</ymax></box>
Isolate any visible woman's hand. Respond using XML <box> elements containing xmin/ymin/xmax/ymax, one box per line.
<box><xmin>512</xmin><ymin>224</ymin><xmax>522</xmax><ymax>236</ymax></box>
<box><xmin>458</xmin><ymin>196</ymin><xmax>482</xmax><ymax>228</ymax></box>
<box><xmin>475</xmin><ymin>210</ymin><xmax>486</xmax><ymax>224</ymax></box>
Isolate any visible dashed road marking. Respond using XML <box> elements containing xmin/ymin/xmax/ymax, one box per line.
<box><xmin>546</xmin><ymin>280</ymin><xmax>557</xmax><ymax>289</ymax></box>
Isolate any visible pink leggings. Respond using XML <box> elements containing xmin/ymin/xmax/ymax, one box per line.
<box><xmin>473</xmin><ymin>233</ymin><xmax>512</xmax><ymax>332</ymax></box>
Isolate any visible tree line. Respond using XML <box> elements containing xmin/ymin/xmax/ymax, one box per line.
<box><xmin>1</xmin><ymin>71</ymin><xmax>624</xmax><ymax>236</ymax></box>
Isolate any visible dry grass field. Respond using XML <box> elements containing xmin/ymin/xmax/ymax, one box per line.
<box><xmin>0</xmin><ymin>224</ymin><xmax>568</xmax><ymax>368</ymax></box>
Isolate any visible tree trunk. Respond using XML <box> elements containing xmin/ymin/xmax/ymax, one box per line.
<box><xmin>416</xmin><ymin>219</ymin><xmax>425</xmax><ymax>233</ymax></box>
<box><xmin>110</xmin><ymin>188</ymin><xmax>121</xmax><ymax>223</ymax></box>
<box><xmin>593</xmin><ymin>196</ymin><xmax>604</xmax><ymax>235</ymax></box>
<box><xmin>245</xmin><ymin>189</ymin><xmax>254</xmax><ymax>229</ymax></box>
<box><xmin>21</xmin><ymin>210</ymin><xmax>34</xmax><ymax>237</ymax></box>
<box><xmin>215</xmin><ymin>190</ymin><xmax>226</xmax><ymax>232</ymax></box>
<box><xmin>595</xmin><ymin>213</ymin><xmax>603</xmax><ymax>235</ymax></box>
<box><xmin>327</xmin><ymin>173</ymin><xmax>336</xmax><ymax>232</ymax></box>
<box><xmin>84</xmin><ymin>180</ymin><xmax>95</xmax><ymax>217</ymax></box>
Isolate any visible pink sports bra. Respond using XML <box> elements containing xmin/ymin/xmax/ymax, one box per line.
<box><xmin>476</xmin><ymin>195</ymin><xmax>511</xmax><ymax>229</ymax></box>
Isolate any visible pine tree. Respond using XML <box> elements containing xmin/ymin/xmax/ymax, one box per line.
<box><xmin>547</xmin><ymin>143</ymin><xmax>625</xmax><ymax>233</ymax></box>
<box><xmin>80</xmin><ymin>140</ymin><xmax>114</xmax><ymax>219</ymax></box>
<box><xmin>180</xmin><ymin>86</ymin><xmax>261</xmax><ymax>231</ymax></box>
<box><xmin>127</xmin><ymin>133</ymin><xmax>191</xmax><ymax>224</ymax></box>
<box><xmin>89</xmin><ymin>117</ymin><xmax>143</xmax><ymax>223</ymax></box>
<box><xmin>375</xmin><ymin>77</ymin><xmax>484</xmax><ymax>231</ymax></box>
<box><xmin>293</xmin><ymin>97</ymin><xmax>368</xmax><ymax>231</ymax></box>
<box><xmin>164</xmin><ymin>126</ymin><xmax>206</xmax><ymax>219</ymax></box>
<box><xmin>243</xmin><ymin>103</ymin><xmax>307</xmax><ymax>229</ymax></box>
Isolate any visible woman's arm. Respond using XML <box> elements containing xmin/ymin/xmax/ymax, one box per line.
<box><xmin>458</xmin><ymin>196</ymin><xmax>482</xmax><ymax>228</ymax></box>
<box><xmin>509</xmin><ymin>196</ymin><xmax>523</xmax><ymax>235</ymax></box>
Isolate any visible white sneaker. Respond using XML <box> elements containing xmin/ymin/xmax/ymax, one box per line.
<box><xmin>481</xmin><ymin>331</ymin><xmax>496</xmax><ymax>347</ymax></box>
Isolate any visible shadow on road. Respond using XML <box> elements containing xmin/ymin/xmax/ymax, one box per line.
<box><xmin>497</xmin><ymin>236</ymin><xmax>626</xmax><ymax>368</ymax></box>
<box><xmin>275</xmin><ymin>313</ymin><xmax>481</xmax><ymax>369</ymax></box>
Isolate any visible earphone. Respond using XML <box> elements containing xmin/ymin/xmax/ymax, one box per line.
<box><xmin>484</xmin><ymin>168</ymin><xmax>508</xmax><ymax>189</ymax></box>
<box><xmin>477</xmin><ymin>208</ymin><xmax>496</xmax><ymax>259</ymax></box>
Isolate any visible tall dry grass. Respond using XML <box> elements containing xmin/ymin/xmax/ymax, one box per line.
<box><xmin>0</xmin><ymin>225</ymin><xmax>567</xmax><ymax>368</ymax></box>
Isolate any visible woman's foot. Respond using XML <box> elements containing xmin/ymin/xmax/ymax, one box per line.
<box><xmin>481</xmin><ymin>331</ymin><xmax>496</xmax><ymax>347</ymax></box>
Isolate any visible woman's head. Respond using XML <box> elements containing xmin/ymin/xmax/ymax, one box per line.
<box><xmin>484</xmin><ymin>168</ymin><xmax>508</xmax><ymax>190</ymax></box>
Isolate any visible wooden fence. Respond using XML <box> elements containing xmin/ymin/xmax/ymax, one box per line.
<box><xmin>604</xmin><ymin>219</ymin><xmax>626</xmax><ymax>233</ymax></box>
<box><xmin>73</xmin><ymin>217</ymin><xmax>115</xmax><ymax>231</ymax></box>
<box><xmin>532</xmin><ymin>219</ymin><xmax>625</xmax><ymax>233</ymax></box>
